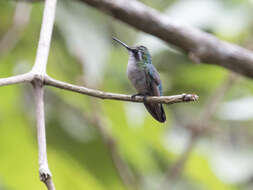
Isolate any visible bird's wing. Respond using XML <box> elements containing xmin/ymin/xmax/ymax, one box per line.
<box><xmin>144</xmin><ymin>64</ymin><xmax>166</xmax><ymax>122</ymax></box>
<box><xmin>146</xmin><ymin>64</ymin><xmax>162</xmax><ymax>96</ymax></box>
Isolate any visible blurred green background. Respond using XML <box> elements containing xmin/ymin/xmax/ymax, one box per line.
<box><xmin>1</xmin><ymin>0</ymin><xmax>253</xmax><ymax>189</ymax></box>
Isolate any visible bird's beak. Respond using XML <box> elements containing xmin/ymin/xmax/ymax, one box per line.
<box><xmin>112</xmin><ymin>37</ymin><xmax>135</xmax><ymax>51</ymax></box>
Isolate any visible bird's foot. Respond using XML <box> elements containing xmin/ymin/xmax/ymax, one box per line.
<box><xmin>131</xmin><ymin>93</ymin><xmax>143</xmax><ymax>99</ymax></box>
<box><xmin>131</xmin><ymin>93</ymin><xmax>148</xmax><ymax>103</ymax></box>
<box><xmin>143</xmin><ymin>95</ymin><xmax>148</xmax><ymax>103</ymax></box>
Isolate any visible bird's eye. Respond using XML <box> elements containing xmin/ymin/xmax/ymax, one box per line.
<box><xmin>133</xmin><ymin>49</ymin><xmax>138</xmax><ymax>54</ymax></box>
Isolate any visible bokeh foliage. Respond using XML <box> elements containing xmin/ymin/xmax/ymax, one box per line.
<box><xmin>1</xmin><ymin>0</ymin><xmax>253</xmax><ymax>190</ymax></box>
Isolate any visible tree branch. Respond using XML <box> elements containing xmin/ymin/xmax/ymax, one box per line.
<box><xmin>78</xmin><ymin>0</ymin><xmax>253</xmax><ymax>79</ymax></box>
<box><xmin>32</xmin><ymin>80</ymin><xmax>55</xmax><ymax>190</ymax></box>
<box><xmin>44</xmin><ymin>76</ymin><xmax>198</xmax><ymax>104</ymax></box>
<box><xmin>0</xmin><ymin>73</ymin><xmax>33</xmax><ymax>87</ymax></box>
<box><xmin>31</xmin><ymin>0</ymin><xmax>57</xmax><ymax>189</ymax></box>
<box><xmin>31</xmin><ymin>0</ymin><xmax>57</xmax><ymax>75</ymax></box>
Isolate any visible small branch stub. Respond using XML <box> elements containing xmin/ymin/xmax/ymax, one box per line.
<box><xmin>182</xmin><ymin>93</ymin><xmax>198</xmax><ymax>102</ymax></box>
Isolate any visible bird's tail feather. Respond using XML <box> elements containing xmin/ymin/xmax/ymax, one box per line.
<box><xmin>144</xmin><ymin>102</ymin><xmax>166</xmax><ymax>123</ymax></box>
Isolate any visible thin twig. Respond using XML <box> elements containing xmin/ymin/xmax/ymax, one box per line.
<box><xmin>0</xmin><ymin>72</ymin><xmax>198</xmax><ymax>105</ymax></box>
<box><xmin>32</xmin><ymin>80</ymin><xmax>55</xmax><ymax>190</ymax></box>
<box><xmin>0</xmin><ymin>73</ymin><xmax>33</xmax><ymax>87</ymax></box>
<box><xmin>31</xmin><ymin>0</ymin><xmax>57</xmax><ymax>75</ymax></box>
<box><xmin>44</xmin><ymin>76</ymin><xmax>198</xmax><ymax>104</ymax></box>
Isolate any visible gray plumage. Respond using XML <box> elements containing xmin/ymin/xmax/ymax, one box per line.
<box><xmin>113</xmin><ymin>37</ymin><xmax>166</xmax><ymax>123</ymax></box>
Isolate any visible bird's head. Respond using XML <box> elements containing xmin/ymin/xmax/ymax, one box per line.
<box><xmin>113</xmin><ymin>37</ymin><xmax>150</xmax><ymax>62</ymax></box>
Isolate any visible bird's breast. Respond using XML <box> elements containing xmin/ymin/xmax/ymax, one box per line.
<box><xmin>127</xmin><ymin>57</ymin><xmax>147</xmax><ymax>93</ymax></box>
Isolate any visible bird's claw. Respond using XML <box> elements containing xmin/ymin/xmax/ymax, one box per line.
<box><xmin>131</xmin><ymin>93</ymin><xmax>142</xmax><ymax>99</ymax></box>
<box><xmin>131</xmin><ymin>93</ymin><xmax>148</xmax><ymax>103</ymax></box>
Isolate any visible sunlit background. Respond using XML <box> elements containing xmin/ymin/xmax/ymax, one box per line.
<box><xmin>1</xmin><ymin>0</ymin><xmax>253</xmax><ymax>189</ymax></box>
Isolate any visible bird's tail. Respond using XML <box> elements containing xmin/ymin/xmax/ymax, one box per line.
<box><xmin>144</xmin><ymin>102</ymin><xmax>166</xmax><ymax>123</ymax></box>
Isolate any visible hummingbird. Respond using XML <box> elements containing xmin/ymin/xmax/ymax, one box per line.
<box><xmin>113</xmin><ymin>37</ymin><xmax>166</xmax><ymax>123</ymax></box>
